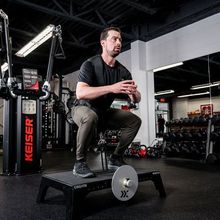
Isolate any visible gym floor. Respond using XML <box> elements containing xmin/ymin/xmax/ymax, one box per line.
<box><xmin>0</xmin><ymin>150</ymin><xmax>220</xmax><ymax>220</ymax></box>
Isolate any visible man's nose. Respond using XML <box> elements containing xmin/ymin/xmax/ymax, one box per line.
<box><xmin>116</xmin><ymin>39</ymin><xmax>121</xmax><ymax>46</ymax></box>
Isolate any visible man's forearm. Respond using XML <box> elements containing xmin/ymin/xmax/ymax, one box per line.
<box><xmin>76</xmin><ymin>83</ymin><xmax>112</xmax><ymax>100</ymax></box>
<box><xmin>129</xmin><ymin>90</ymin><xmax>141</xmax><ymax>103</ymax></box>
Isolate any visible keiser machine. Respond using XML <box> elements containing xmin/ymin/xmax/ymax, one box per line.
<box><xmin>16</xmin><ymin>68</ymin><xmax>42</xmax><ymax>174</ymax></box>
<box><xmin>15</xmin><ymin>25</ymin><xmax>65</xmax><ymax>174</ymax></box>
<box><xmin>0</xmin><ymin>9</ymin><xmax>65</xmax><ymax>175</ymax></box>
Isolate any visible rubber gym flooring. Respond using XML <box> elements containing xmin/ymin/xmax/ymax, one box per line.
<box><xmin>0</xmin><ymin>150</ymin><xmax>220</xmax><ymax>220</ymax></box>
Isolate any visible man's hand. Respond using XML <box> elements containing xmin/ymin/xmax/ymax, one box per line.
<box><xmin>111</xmin><ymin>80</ymin><xmax>141</xmax><ymax>103</ymax></box>
<box><xmin>111</xmin><ymin>80</ymin><xmax>137</xmax><ymax>94</ymax></box>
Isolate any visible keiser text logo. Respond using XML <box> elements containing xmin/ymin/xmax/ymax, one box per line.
<box><xmin>25</xmin><ymin>116</ymin><xmax>33</xmax><ymax>162</ymax></box>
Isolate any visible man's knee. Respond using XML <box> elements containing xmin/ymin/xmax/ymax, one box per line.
<box><xmin>120</xmin><ymin>111</ymin><xmax>142</xmax><ymax>130</ymax></box>
<box><xmin>73</xmin><ymin>106</ymin><xmax>98</xmax><ymax>126</ymax></box>
<box><xmin>82</xmin><ymin>110</ymin><xmax>98</xmax><ymax>126</ymax></box>
<box><xmin>80</xmin><ymin>110</ymin><xmax>98</xmax><ymax>126</ymax></box>
<box><xmin>133</xmin><ymin>114</ymin><xmax>142</xmax><ymax>129</ymax></box>
<box><xmin>128</xmin><ymin>112</ymin><xmax>141</xmax><ymax>127</ymax></box>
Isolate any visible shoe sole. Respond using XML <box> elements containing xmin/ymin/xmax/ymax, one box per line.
<box><xmin>108</xmin><ymin>164</ymin><xmax>120</xmax><ymax>171</ymax></box>
<box><xmin>73</xmin><ymin>169</ymin><xmax>95</xmax><ymax>178</ymax></box>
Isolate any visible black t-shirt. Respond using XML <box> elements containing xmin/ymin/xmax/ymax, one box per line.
<box><xmin>78</xmin><ymin>55</ymin><xmax>132</xmax><ymax>114</ymax></box>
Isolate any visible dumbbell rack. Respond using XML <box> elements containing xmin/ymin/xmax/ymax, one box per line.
<box><xmin>206</xmin><ymin>115</ymin><xmax>220</xmax><ymax>163</ymax></box>
<box><xmin>163</xmin><ymin>116</ymin><xmax>209</xmax><ymax>161</ymax></box>
<box><xmin>37</xmin><ymin>169</ymin><xmax>166</xmax><ymax>220</ymax></box>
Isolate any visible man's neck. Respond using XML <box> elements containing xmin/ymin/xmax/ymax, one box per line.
<box><xmin>101</xmin><ymin>53</ymin><xmax>116</xmax><ymax>67</ymax></box>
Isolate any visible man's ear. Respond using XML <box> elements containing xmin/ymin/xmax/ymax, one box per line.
<box><xmin>100</xmin><ymin>40</ymin><xmax>105</xmax><ymax>47</ymax></box>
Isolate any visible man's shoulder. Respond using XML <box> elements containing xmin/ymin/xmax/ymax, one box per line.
<box><xmin>115</xmin><ymin>61</ymin><xmax>131</xmax><ymax>77</ymax></box>
<box><xmin>87</xmin><ymin>55</ymin><xmax>102</xmax><ymax>64</ymax></box>
<box><xmin>115</xmin><ymin>60</ymin><xmax>130</xmax><ymax>72</ymax></box>
<box><xmin>80</xmin><ymin>55</ymin><xmax>101</xmax><ymax>66</ymax></box>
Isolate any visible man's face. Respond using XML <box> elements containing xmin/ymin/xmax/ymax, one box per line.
<box><xmin>101</xmin><ymin>30</ymin><xmax>122</xmax><ymax>57</ymax></box>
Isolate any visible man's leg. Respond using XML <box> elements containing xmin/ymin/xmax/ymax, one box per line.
<box><xmin>105</xmin><ymin>108</ymin><xmax>141</xmax><ymax>169</ymax></box>
<box><xmin>72</xmin><ymin>106</ymin><xmax>98</xmax><ymax>177</ymax></box>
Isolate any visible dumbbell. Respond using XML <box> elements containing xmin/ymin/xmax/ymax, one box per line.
<box><xmin>176</xmin><ymin>132</ymin><xmax>184</xmax><ymax>141</ymax></box>
<box><xmin>181</xmin><ymin>143</ymin><xmax>191</xmax><ymax>154</ymax></box>
<box><xmin>173</xmin><ymin>143</ymin><xmax>182</xmax><ymax>154</ymax></box>
<box><xmin>212</xmin><ymin>115</ymin><xmax>220</xmax><ymax>125</ymax></box>
<box><xmin>170</xmin><ymin>132</ymin><xmax>177</xmax><ymax>141</ymax></box>
<box><xmin>190</xmin><ymin>143</ymin><xmax>201</xmax><ymax>156</ymax></box>
<box><xmin>192</xmin><ymin>131</ymin><xmax>202</xmax><ymax>141</ymax></box>
<box><xmin>163</xmin><ymin>133</ymin><xmax>170</xmax><ymax>141</ymax></box>
<box><xmin>198</xmin><ymin>116</ymin><xmax>208</xmax><ymax>125</ymax></box>
<box><xmin>163</xmin><ymin>143</ymin><xmax>173</xmax><ymax>155</ymax></box>
<box><xmin>187</xmin><ymin>117</ymin><xmax>194</xmax><ymax>125</ymax></box>
<box><xmin>192</xmin><ymin>117</ymin><xmax>200</xmax><ymax>125</ymax></box>
<box><xmin>183</xmin><ymin>132</ymin><xmax>193</xmax><ymax>141</ymax></box>
<box><xmin>182</xmin><ymin>117</ymin><xmax>190</xmax><ymax>125</ymax></box>
<box><xmin>173</xmin><ymin>119</ymin><xmax>180</xmax><ymax>126</ymax></box>
<box><xmin>210</xmin><ymin>131</ymin><xmax>220</xmax><ymax>141</ymax></box>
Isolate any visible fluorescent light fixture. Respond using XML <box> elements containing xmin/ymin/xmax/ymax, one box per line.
<box><xmin>191</xmin><ymin>82</ymin><xmax>220</xmax><ymax>90</ymax></box>
<box><xmin>155</xmin><ymin>89</ymin><xmax>174</xmax><ymax>96</ymax></box>
<box><xmin>1</xmin><ymin>62</ymin><xmax>8</xmax><ymax>72</ymax></box>
<box><xmin>153</xmin><ymin>62</ymin><xmax>183</xmax><ymax>73</ymax></box>
<box><xmin>177</xmin><ymin>91</ymin><xmax>209</xmax><ymax>98</ymax></box>
<box><xmin>15</xmin><ymin>24</ymin><xmax>55</xmax><ymax>57</ymax></box>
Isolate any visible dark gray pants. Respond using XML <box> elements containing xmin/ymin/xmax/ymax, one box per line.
<box><xmin>72</xmin><ymin>106</ymin><xmax>141</xmax><ymax>161</ymax></box>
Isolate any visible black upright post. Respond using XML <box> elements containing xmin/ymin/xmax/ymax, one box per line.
<box><xmin>2</xmin><ymin>98</ymin><xmax>16</xmax><ymax>175</ymax></box>
<box><xmin>36</xmin><ymin>99</ymin><xmax>42</xmax><ymax>167</ymax></box>
<box><xmin>58</xmin><ymin>74</ymin><xmax>65</xmax><ymax>146</ymax></box>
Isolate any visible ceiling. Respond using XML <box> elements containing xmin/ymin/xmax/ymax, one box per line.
<box><xmin>1</xmin><ymin>0</ymin><xmax>220</xmax><ymax>96</ymax></box>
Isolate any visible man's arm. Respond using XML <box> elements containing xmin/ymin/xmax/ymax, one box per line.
<box><xmin>125</xmin><ymin>80</ymin><xmax>141</xmax><ymax>103</ymax></box>
<box><xmin>76</xmin><ymin>82</ymin><xmax>112</xmax><ymax>100</ymax></box>
<box><xmin>129</xmin><ymin>90</ymin><xmax>141</xmax><ymax>103</ymax></box>
<box><xmin>76</xmin><ymin>80</ymin><xmax>139</xmax><ymax>100</ymax></box>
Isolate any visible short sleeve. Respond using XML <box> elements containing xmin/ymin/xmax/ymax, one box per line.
<box><xmin>120</xmin><ymin>64</ymin><xmax>132</xmax><ymax>81</ymax></box>
<box><xmin>78</xmin><ymin>60</ymin><xmax>94</xmax><ymax>85</ymax></box>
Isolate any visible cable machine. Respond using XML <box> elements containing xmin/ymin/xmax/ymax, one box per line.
<box><xmin>0</xmin><ymin>9</ymin><xmax>65</xmax><ymax>175</ymax></box>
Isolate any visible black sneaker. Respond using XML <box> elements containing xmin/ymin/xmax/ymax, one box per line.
<box><xmin>73</xmin><ymin>161</ymin><xmax>95</xmax><ymax>178</ymax></box>
<box><xmin>108</xmin><ymin>155</ymin><xmax>127</xmax><ymax>171</ymax></box>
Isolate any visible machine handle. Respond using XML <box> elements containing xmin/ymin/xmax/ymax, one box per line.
<box><xmin>7</xmin><ymin>77</ymin><xmax>17</xmax><ymax>98</ymax></box>
<box><xmin>39</xmin><ymin>81</ymin><xmax>51</xmax><ymax>101</ymax></box>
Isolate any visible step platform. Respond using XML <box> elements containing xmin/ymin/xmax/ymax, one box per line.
<box><xmin>37</xmin><ymin>169</ymin><xmax>166</xmax><ymax>220</ymax></box>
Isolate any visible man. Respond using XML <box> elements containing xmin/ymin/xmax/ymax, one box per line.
<box><xmin>72</xmin><ymin>27</ymin><xmax>141</xmax><ymax>178</ymax></box>
<box><xmin>158</xmin><ymin>115</ymin><xmax>165</xmax><ymax>136</ymax></box>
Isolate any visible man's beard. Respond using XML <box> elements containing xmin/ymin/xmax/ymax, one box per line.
<box><xmin>110</xmin><ymin>49</ymin><xmax>120</xmax><ymax>58</ymax></box>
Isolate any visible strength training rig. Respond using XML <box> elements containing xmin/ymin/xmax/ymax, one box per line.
<box><xmin>0</xmin><ymin>9</ymin><xmax>65</xmax><ymax>175</ymax></box>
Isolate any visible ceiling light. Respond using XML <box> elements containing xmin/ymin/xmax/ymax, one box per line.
<box><xmin>155</xmin><ymin>89</ymin><xmax>174</xmax><ymax>96</ymax></box>
<box><xmin>15</xmin><ymin>24</ymin><xmax>55</xmax><ymax>57</ymax></box>
<box><xmin>177</xmin><ymin>91</ymin><xmax>209</xmax><ymax>98</ymax></box>
<box><xmin>1</xmin><ymin>62</ymin><xmax>8</xmax><ymax>72</ymax></box>
<box><xmin>191</xmin><ymin>82</ymin><xmax>220</xmax><ymax>90</ymax></box>
<box><xmin>153</xmin><ymin>62</ymin><xmax>183</xmax><ymax>73</ymax></box>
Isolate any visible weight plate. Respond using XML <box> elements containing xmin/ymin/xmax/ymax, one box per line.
<box><xmin>111</xmin><ymin>165</ymin><xmax>138</xmax><ymax>201</ymax></box>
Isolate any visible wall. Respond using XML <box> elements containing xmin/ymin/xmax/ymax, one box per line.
<box><xmin>146</xmin><ymin>12</ymin><xmax>220</xmax><ymax>71</ymax></box>
<box><xmin>172</xmin><ymin>96</ymin><xmax>220</xmax><ymax>119</ymax></box>
<box><xmin>172</xmin><ymin>98</ymin><xmax>188</xmax><ymax>119</ymax></box>
<box><xmin>117</xmin><ymin>50</ymin><xmax>131</xmax><ymax>72</ymax></box>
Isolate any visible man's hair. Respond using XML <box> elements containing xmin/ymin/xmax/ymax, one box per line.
<box><xmin>100</xmin><ymin>27</ymin><xmax>121</xmax><ymax>41</ymax></box>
